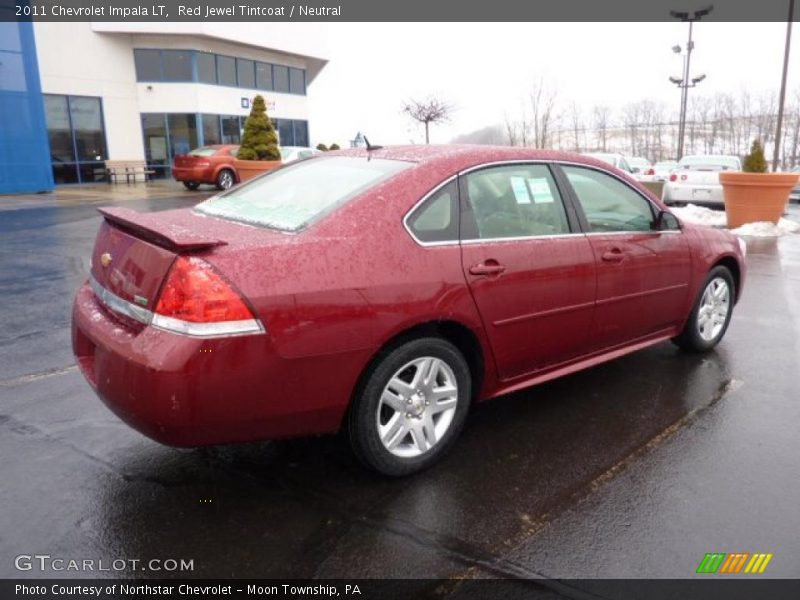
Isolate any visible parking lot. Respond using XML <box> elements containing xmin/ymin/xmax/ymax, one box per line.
<box><xmin>1</xmin><ymin>184</ymin><xmax>799</xmax><ymax>587</ymax></box>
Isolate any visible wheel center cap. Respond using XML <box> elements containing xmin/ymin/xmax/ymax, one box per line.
<box><xmin>410</xmin><ymin>393</ymin><xmax>426</xmax><ymax>417</ymax></box>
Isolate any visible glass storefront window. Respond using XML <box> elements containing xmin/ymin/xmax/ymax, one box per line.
<box><xmin>221</xmin><ymin>116</ymin><xmax>242</xmax><ymax>144</ymax></box>
<box><xmin>289</xmin><ymin>68</ymin><xmax>305</xmax><ymax>95</ymax></box>
<box><xmin>167</xmin><ymin>113</ymin><xmax>198</xmax><ymax>157</ymax></box>
<box><xmin>277</xmin><ymin>119</ymin><xmax>293</xmax><ymax>147</ymax></box>
<box><xmin>197</xmin><ymin>52</ymin><xmax>216</xmax><ymax>84</ymax></box>
<box><xmin>133</xmin><ymin>49</ymin><xmax>161</xmax><ymax>81</ymax></box>
<box><xmin>217</xmin><ymin>56</ymin><xmax>236</xmax><ymax>87</ymax></box>
<box><xmin>202</xmin><ymin>114</ymin><xmax>222</xmax><ymax>145</ymax></box>
<box><xmin>273</xmin><ymin>65</ymin><xmax>289</xmax><ymax>93</ymax></box>
<box><xmin>44</xmin><ymin>94</ymin><xmax>108</xmax><ymax>184</ymax></box>
<box><xmin>293</xmin><ymin>120</ymin><xmax>309</xmax><ymax>147</ymax></box>
<box><xmin>141</xmin><ymin>113</ymin><xmax>169</xmax><ymax>177</ymax></box>
<box><xmin>237</xmin><ymin>58</ymin><xmax>255</xmax><ymax>88</ymax></box>
<box><xmin>162</xmin><ymin>50</ymin><xmax>193</xmax><ymax>81</ymax></box>
<box><xmin>256</xmin><ymin>62</ymin><xmax>273</xmax><ymax>90</ymax></box>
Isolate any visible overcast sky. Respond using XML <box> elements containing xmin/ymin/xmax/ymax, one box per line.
<box><xmin>308</xmin><ymin>22</ymin><xmax>800</xmax><ymax>147</ymax></box>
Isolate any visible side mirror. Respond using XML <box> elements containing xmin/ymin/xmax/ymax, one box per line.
<box><xmin>653</xmin><ymin>210</ymin><xmax>681</xmax><ymax>231</ymax></box>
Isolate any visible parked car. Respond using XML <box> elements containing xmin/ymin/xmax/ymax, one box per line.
<box><xmin>281</xmin><ymin>146</ymin><xmax>321</xmax><ymax>163</ymax></box>
<box><xmin>172</xmin><ymin>145</ymin><xmax>239</xmax><ymax>191</ymax></box>
<box><xmin>663</xmin><ymin>155</ymin><xmax>742</xmax><ymax>206</ymax></box>
<box><xmin>625</xmin><ymin>156</ymin><xmax>652</xmax><ymax>179</ymax></box>
<box><xmin>583</xmin><ymin>152</ymin><xmax>636</xmax><ymax>175</ymax></box>
<box><xmin>790</xmin><ymin>165</ymin><xmax>800</xmax><ymax>203</ymax></box>
<box><xmin>73</xmin><ymin>146</ymin><xmax>746</xmax><ymax>476</ymax></box>
<box><xmin>650</xmin><ymin>160</ymin><xmax>679</xmax><ymax>182</ymax></box>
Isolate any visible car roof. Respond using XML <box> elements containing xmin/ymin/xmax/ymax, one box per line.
<box><xmin>336</xmin><ymin>145</ymin><xmax>621</xmax><ymax>174</ymax></box>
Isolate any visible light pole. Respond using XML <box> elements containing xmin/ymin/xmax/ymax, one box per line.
<box><xmin>669</xmin><ymin>5</ymin><xmax>714</xmax><ymax>160</ymax></box>
<box><xmin>773</xmin><ymin>0</ymin><xmax>795</xmax><ymax>172</ymax></box>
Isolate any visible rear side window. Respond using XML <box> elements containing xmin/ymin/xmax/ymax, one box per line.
<box><xmin>189</xmin><ymin>147</ymin><xmax>218</xmax><ymax>157</ymax></box>
<box><xmin>562</xmin><ymin>166</ymin><xmax>654</xmax><ymax>232</ymax></box>
<box><xmin>196</xmin><ymin>157</ymin><xmax>412</xmax><ymax>232</ymax></box>
<box><xmin>406</xmin><ymin>180</ymin><xmax>458</xmax><ymax>243</ymax></box>
<box><xmin>462</xmin><ymin>164</ymin><xmax>570</xmax><ymax>240</ymax></box>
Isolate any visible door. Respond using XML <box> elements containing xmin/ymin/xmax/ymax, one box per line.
<box><xmin>559</xmin><ymin>165</ymin><xmax>691</xmax><ymax>350</ymax></box>
<box><xmin>459</xmin><ymin>163</ymin><xmax>597</xmax><ymax>381</ymax></box>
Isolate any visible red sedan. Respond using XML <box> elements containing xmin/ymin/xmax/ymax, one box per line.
<box><xmin>172</xmin><ymin>145</ymin><xmax>239</xmax><ymax>191</ymax></box>
<box><xmin>73</xmin><ymin>146</ymin><xmax>746</xmax><ymax>476</ymax></box>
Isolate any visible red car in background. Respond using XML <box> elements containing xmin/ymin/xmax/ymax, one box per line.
<box><xmin>172</xmin><ymin>145</ymin><xmax>239</xmax><ymax>191</ymax></box>
<box><xmin>73</xmin><ymin>146</ymin><xmax>746</xmax><ymax>476</ymax></box>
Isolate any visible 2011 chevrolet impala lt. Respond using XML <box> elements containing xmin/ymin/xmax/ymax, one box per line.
<box><xmin>72</xmin><ymin>146</ymin><xmax>746</xmax><ymax>476</ymax></box>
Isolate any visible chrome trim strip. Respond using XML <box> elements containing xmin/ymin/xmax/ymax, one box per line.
<box><xmin>89</xmin><ymin>274</ymin><xmax>265</xmax><ymax>338</ymax></box>
<box><xmin>461</xmin><ymin>233</ymin><xmax>585</xmax><ymax>245</ymax></box>
<box><xmin>584</xmin><ymin>230</ymin><xmax>683</xmax><ymax>237</ymax></box>
<box><xmin>151</xmin><ymin>314</ymin><xmax>265</xmax><ymax>338</ymax></box>
<box><xmin>89</xmin><ymin>274</ymin><xmax>153</xmax><ymax>325</ymax></box>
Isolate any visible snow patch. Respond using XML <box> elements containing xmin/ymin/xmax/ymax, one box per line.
<box><xmin>731</xmin><ymin>219</ymin><xmax>800</xmax><ymax>237</ymax></box>
<box><xmin>671</xmin><ymin>204</ymin><xmax>727</xmax><ymax>228</ymax></box>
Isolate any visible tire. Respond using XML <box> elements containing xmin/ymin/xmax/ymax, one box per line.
<box><xmin>183</xmin><ymin>181</ymin><xmax>200</xmax><ymax>190</ymax></box>
<box><xmin>348</xmin><ymin>337</ymin><xmax>471</xmax><ymax>477</ymax></box>
<box><xmin>216</xmin><ymin>169</ymin><xmax>235</xmax><ymax>191</ymax></box>
<box><xmin>672</xmin><ymin>265</ymin><xmax>735</xmax><ymax>352</ymax></box>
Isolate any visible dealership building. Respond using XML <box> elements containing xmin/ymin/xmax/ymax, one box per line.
<box><xmin>0</xmin><ymin>21</ymin><xmax>328</xmax><ymax>193</ymax></box>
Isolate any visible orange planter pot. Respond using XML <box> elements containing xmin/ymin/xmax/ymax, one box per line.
<box><xmin>719</xmin><ymin>171</ymin><xmax>799</xmax><ymax>229</ymax></box>
<box><xmin>234</xmin><ymin>158</ymin><xmax>281</xmax><ymax>183</ymax></box>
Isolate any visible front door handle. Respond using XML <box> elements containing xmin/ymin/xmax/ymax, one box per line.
<box><xmin>469</xmin><ymin>261</ymin><xmax>506</xmax><ymax>276</ymax></box>
<box><xmin>601</xmin><ymin>247</ymin><xmax>625</xmax><ymax>263</ymax></box>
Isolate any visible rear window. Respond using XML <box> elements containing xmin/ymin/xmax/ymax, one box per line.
<box><xmin>189</xmin><ymin>147</ymin><xmax>219</xmax><ymax>157</ymax></box>
<box><xmin>196</xmin><ymin>156</ymin><xmax>412</xmax><ymax>232</ymax></box>
<box><xmin>678</xmin><ymin>156</ymin><xmax>740</xmax><ymax>170</ymax></box>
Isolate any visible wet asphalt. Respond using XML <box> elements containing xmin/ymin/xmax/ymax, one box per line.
<box><xmin>1</xmin><ymin>185</ymin><xmax>799</xmax><ymax>586</ymax></box>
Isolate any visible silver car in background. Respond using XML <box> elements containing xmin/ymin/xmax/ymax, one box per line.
<box><xmin>790</xmin><ymin>166</ymin><xmax>800</xmax><ymax>203</ymax></box>
<box><xmin>583</xmin><ymin>152</ymin><xmax>636</xmax><ymax>176</ymax></box>
<box><xmin>652</xmin><ymin>161</ymin><xmax>678</xmax><ymax>182</ymax></box>
<box><xmin>662</xmin><ymin>155</ymin><xmax>742</xmax><ymax>206</ymax></box>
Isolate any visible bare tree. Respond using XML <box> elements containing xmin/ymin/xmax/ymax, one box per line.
<box><xmin>622</xmin><ymin>102</ymin><xmax>642</xmax><ymax>156</ymax></box>
<box><xmin>592</xmin><ymin>105</ymin><xmax>611</xmax><ymax>152</ymax></box>
<box><xmin>401</xmin><ymin>97</ymin><xmax>452</xmax><ymax>144</ymax></box>
<box><xmin>529</xmin><ymin>78</ymin><xmax>559</xmax><ymax>148</ymax></box>
<box><xmin>569</xmin><ymin>101</ymin><xmax>584</xmax><ymax>152</ymax></box>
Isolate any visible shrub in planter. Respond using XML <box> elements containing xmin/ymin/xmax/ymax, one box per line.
<box><xmin>720</xmin><ymin>139</ymin><xmax>799</xmax><ymax>228</ymax></box>
<box><xmin>329</xmin><ymin>143</ymin><xmax>341</xmax><ymax>151</ymax></box>
<box><xmin>316</xmin><ymin>143</ymin><xmax>329</xmax><ymax>152</ymax></box>
<box><xmin>234</xmin><ymin>95</ymin><xmax>281</xmax><ymax>182</ymax></box>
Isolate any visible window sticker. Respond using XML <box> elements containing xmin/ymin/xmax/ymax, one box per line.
<box><xmin>510</xmin><ymin>176</ymin><xmax>531</xmax><ymax>204</ymax></box>
<box><xmin>527</xmin><ymin>177</ymin><xmax>555</xmax><ymax>203</ymax></box>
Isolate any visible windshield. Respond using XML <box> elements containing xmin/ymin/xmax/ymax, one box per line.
<box><xmin>678</xmin><ymin>156</ymin><xmax>740</xmax><ymax>170</ymax></box>
<box><xmin>196</xmin><ymin>156</ymin><xmax>413</xmax><ymax>232</ymax></box>
<box><xmin>188</xmin><ymin>147</ymin><xmax>219</xmax><ymax>157</ymax></box>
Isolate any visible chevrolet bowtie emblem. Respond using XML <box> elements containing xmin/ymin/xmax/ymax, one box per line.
<box><xmin>100</xmin><ymin>252</ymin><xmax>113</xmax><ymax>268</ymax></box>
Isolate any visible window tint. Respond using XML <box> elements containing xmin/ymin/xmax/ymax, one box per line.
<box><xmin>256</xmin><ymin>62</ymin><xmax>273</xmax><ymax>90</ymax></box>
<box><xmin>133</xmin><ymin>49</ymin><xmax>161</xmax><ymax>81</ymax></box>
<box><xmin>562</xmin><ymin>166</ymin><xmax>655</xmax><ymax>232</ymax></box>
<box><xmin>407</xmin><ymin>180</ymin><xmax>458</xmax><ymax>243</ymax></box>
<box><xmin>273</xmin><ymin>65</ymin><xmax>289</xmax><ymax>92</ymax></box>
<box><xmin>463</xmin><ymin>164</ymin><xmax>570</xmax><ymax>240</ymax></box>
<box><xmin>197</xmin><ymin>52</ymin><xmax>216</xmax><ymax>84</ymax></box>
<box><xmin>197</xmin><ymin>157</ymin><xmax>412</xmax><ymax>231</ymax></box>
<box><xmin>216</xmin><ymin>55</ymin><xmax>236</xmax><ymax>86</ymax></box>
<box><xmin>162</xmin><ymin>50</ymin><xmax>193</xmax><ymax>81</ymax></box>
<box><xmin>289</xmin><ymin>68</ymin><xmax>305</xmax><ymax>94</ymax></box>
<box><xmin>236</xmin><ymin>58</ymin><xmax>255</xmax><ymax>88</ymax></box>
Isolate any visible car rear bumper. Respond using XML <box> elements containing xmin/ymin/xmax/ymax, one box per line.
<box><xmin>663</xmin><ymin>183</ymin><xmax>724</xmax><ymax>205</ymax></box>
<box><xmin>172</xmin><ymin>166</ymin><xmax>214</xmax><ymax>183</ymax></box>
<box><xmin>71</xmin><ymin>282</ymin><xmax>356</xmax><ymax>446</ymax></box>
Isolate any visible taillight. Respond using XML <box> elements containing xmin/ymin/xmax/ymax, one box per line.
<box><xmin>195</xmin><ymin>161</ymin><xmax>211</xmax><ymax>168</ymax></box>
<box><xmin>645</xmin><ymin>168</ymin><xmax>655</xmax><ymax>175</ymax></box>
<box><xmin>669</xmin><ymin>174</ymin><xmax>677</xmax><ymax>182</ymax></box>
<box><xmin>152</xmin><ymin>256</ymin><xmax>264</xmax><ymax>337</ymax></box>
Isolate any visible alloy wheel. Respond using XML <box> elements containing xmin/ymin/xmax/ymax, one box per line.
<box><xmin>697</xmin><ymin>276</ymin><xmax>730</xmax><ymax>342</ymax></box>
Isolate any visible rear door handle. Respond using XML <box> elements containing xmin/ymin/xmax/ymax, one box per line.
<box><xmin>601</xmin><ymin>247</ymin><xmax>625</xmax><ymax>263</ymax></box>
<box><xmin>469</xmin><ymin>261</ymin><xmax>506</xmax><ymax>276</ymax></box>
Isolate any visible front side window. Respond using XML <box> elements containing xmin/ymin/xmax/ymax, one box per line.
<box><xmin>407</xmin><ymin>180</ymin><xmax>458</xmax><ymax>243</ymax></box>
<box><xmin>562</xmin><ymin>166</ymin><xmax>655</xmax><ymax>232</ymax></box>
<box><xmin>197</xmin><ymin>157</ymin><xmax>412</xmax><ymax>232</ymax></box>
<box><xmin>462</xmin><ymin>164</ymin><xmax>570</xmax><ymax>240</ymax></box>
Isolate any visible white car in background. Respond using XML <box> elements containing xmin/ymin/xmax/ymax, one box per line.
<box><xmin>625</xmin><ymin>156</ymin><xmax>652</xmax><ymax>180</ymax></box>
<box><xmin>790</xmin><ymin>165</ymin><xmax>800</xmax><ymax>203</ymax></box>
<box><xmin>662</xmin><ymin>155</ymin><xmax>742</xmax><ymax>206</ymax></box>
<box><xmin>583</xmin><ymin>152</ymin><xmax>636</xmax><ymax>176</ymax></box>
<box><xmin>280</xmin><ymin>146</ymin><xmax>320</xmax><ymax>163</ymax></box>
<box><xmin>651</xmin><ymin>161</ymin><xmax>678</xmax><ymax>182</ymax></box>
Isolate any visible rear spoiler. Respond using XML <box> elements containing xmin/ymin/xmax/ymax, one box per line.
<box><xmin>97</xmin><ymin>207</ymin><xmax>227</xmax><ymax>252</ymax></box>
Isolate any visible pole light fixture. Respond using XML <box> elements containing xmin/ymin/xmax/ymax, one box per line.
<box><xmin>669</xmin><ymin>4</ymin><xmax>714</xmax><ymax>161</ymax></box>
<box><xmin>773</xmin><ymin>0</ymin><xmax>795</xmax><ymax>172</ymax></box>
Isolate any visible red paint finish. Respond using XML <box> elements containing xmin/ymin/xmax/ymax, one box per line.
<box><xmin>172</xmin><ymin>145</ymin><xmax>239</xmax><ymax>186</ymax></box>
<box><xmin>72</xmin><ymin>145</ymin><xmax>746</xmax><ymax>447</ymax></box>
